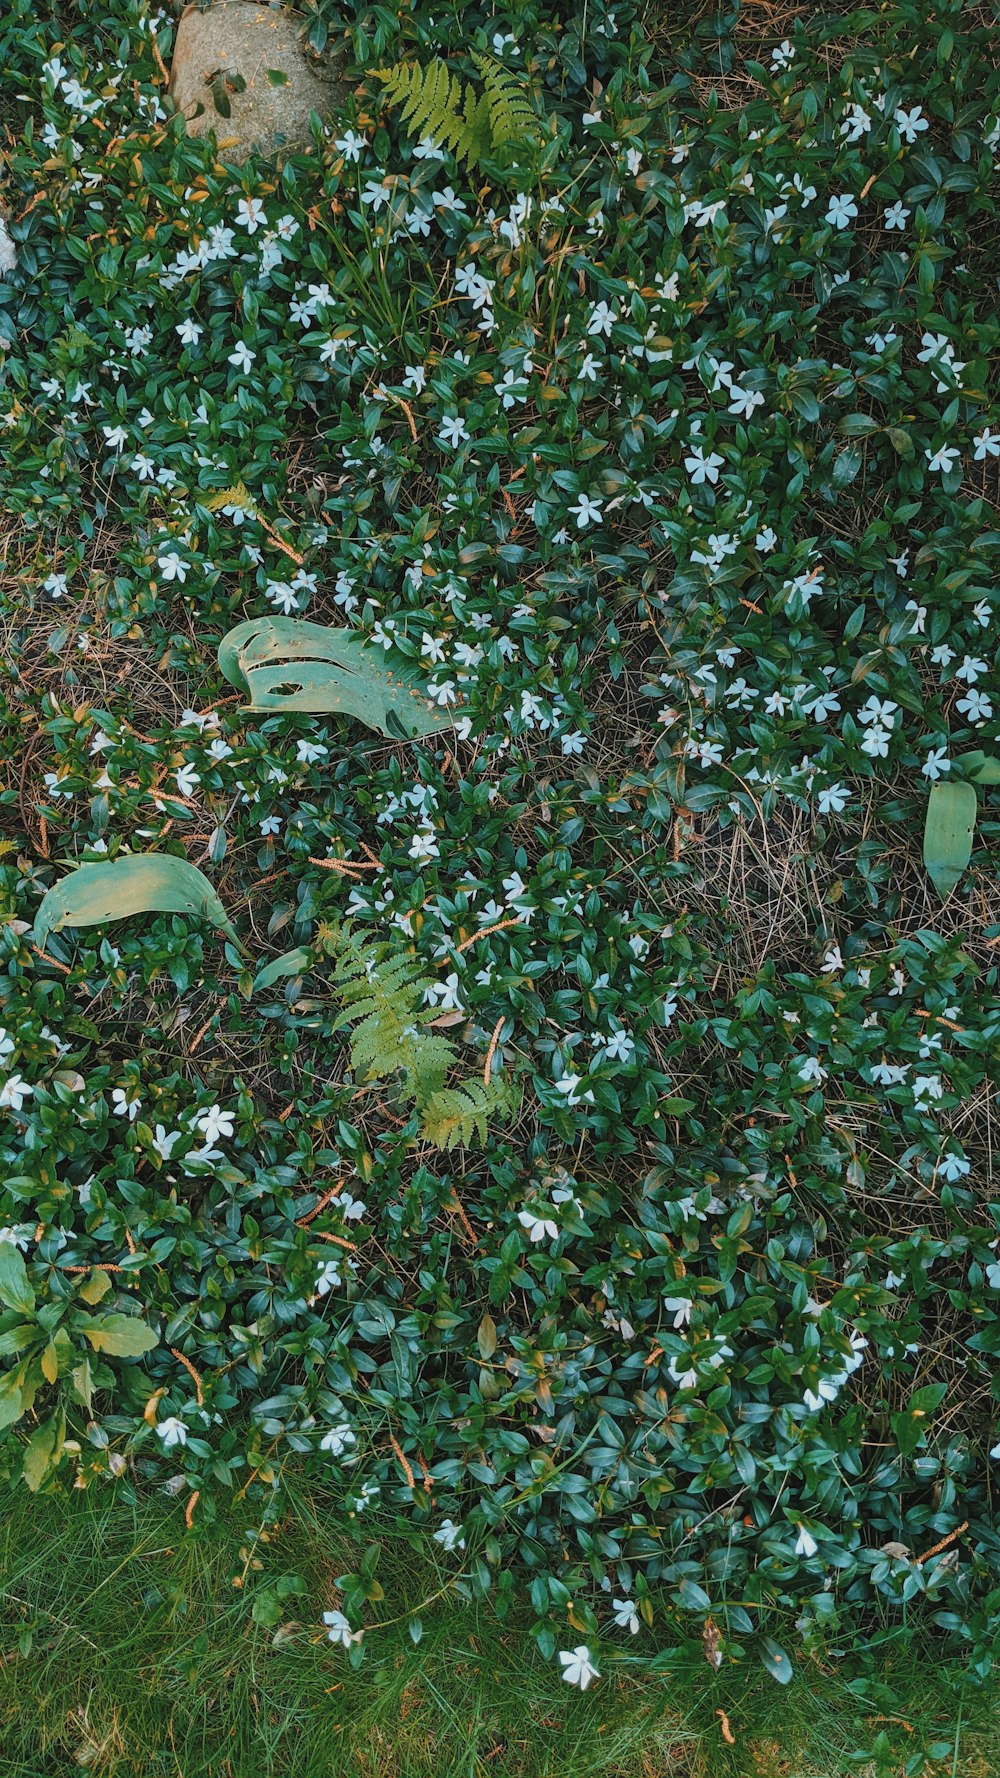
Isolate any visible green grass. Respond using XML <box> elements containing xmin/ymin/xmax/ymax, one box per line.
<box><xmin>0</xmin><ymin>1482</ymin><xmax>995</xmax><ymax>1778</ymax></box>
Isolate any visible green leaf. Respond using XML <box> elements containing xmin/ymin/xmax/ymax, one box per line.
<box><xmin>218</xmin><ymin>617</ymin><xmax>455</xmax><ymax>739</ymax></box>
<box><xmin>78</xmin><ymin>1268</ymin><xmax>113</xmax><ymax>1305</ymax></box>
<box><xmin>963</xmin><ymin>751</ymin><xmax>1000</xmax><ymax>784</ymax></box>
<box><xmin>760</xmin><ymin>1636</ymin><xmax>793</xmax><ymax>1685</ymax></box>
<box><xmin>82</xmin><ymin>1313</ymin><xmax>159</xmax><ymax>1357</ymax></box>
<box><xmin>266</xmin><ymin>67</ymin><xmax>289</xmax><ymax>86</ymax></box>
<box><xmin>477</xmin><ymin>1313</ymin><xmax>498</xmax><ymax>1360</ymax></box>
<box><xmin>923</xmin><ymin>781</ymin><xmax>977</xmax><ymax>898</ymax></box>
<box><xmin>252</xmin><ymin>946</ymin><xmax>312</xmax><ymax>993</ymax></box>
<box><xmin>0</xmin><ymin>1370</ymin><xmax>25</xmax><ymax>1431</ymax></box>
<box><xmin>23</xmin><ymin>1407</ymin><xmax>65</xmax><ymax>1492</ymax></box>
<box><xmin>34</xmin><ymin>854</ymin><xmax>240</xmax><ymax>952</ymax></box>
<box><xmin>0</xmin><ymin>1244</ymin><xmax>35</xmax><ymax>1316</ymax></box>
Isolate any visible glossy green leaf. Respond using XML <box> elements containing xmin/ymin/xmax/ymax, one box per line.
<box><xmin>760</xmin><ymin>1636</ymin><xmax>793</xmax><ymax>1685</ymax></box>
<box><xmin>34</xmin><ymin>854</ymin><xmax>239</xmax><ymax>952</ymax></box>
<box><xmin>217</xmin><ymin>616</ymin><xmax>455</xmax><ymax>738</ymax></box>
<box><xmin>923</xmin><ymin>780</ymin><xmax>977</xmax><ymax>898</ymax></box>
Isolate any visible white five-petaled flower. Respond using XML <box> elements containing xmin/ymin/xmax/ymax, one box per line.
<box><xmin>611</xmin><ymin>1598</ymin><xmax>640</xmax><ymax>1633</ymax></box>
<box><xmin>236</xmin><ymin>197</ymin><xmax>266</xmax><ymax>234</ymax></box>
<box><xmin>176</xmin><ymin>764</ymin><xmax>200</xmax><ymax>798</ymax></box>
<box><xmin>558</xmin><ymin>1646</ymin><xmax>600</xmax><ymax>1690</ymax></box>
<box><xmin>895</xmin><ymin>105</ymin><xmax>929</xmax><ymax>144</ymax></box>
<box><xmin>926</xmin><ymin>444</ymin><xmax>960</xmax><ymax>474</ymax></box>
<box><xmin>195</xmin><ymin>1103</ymin><xmax>234</xmax><ymax>1144</ymax></box>
<box><xmin>438</xmin><ymin>413</ymin><xmax>470</xmax><ymax>448</ymax></box>
<box><xmin>568</xmin><ymin>493</ymin><xmax>603</xmax><ymax>529</ymax></box>
<box><xmin>824</xmin><ymin>193</ymin><xmax>858</xmax><ymax>230</ymax></box>
<box><xmin>794</xmin><ymin>1524</ymin><xmax>818</xmax><ymax>1558</ymax></box>
<box><xmin>111</xmin><ymin>1087</ymin><xmax>141</xmax><ymax>1121</ymax></box>
<box><xmin>157</xmin><ymin>550</ymin><xmax>188</xmax><ymax>583</ymax></box>
<box><xmin>156</xmin><ymin>1416</ymin><xmax>188</xmax><ymax>1448</ymax></box>
<box><xmin>228</xmin><ymin>340</ymin><xmax>256</xmax><ymax>374</ymax></box>
<box><xmin>0</xmin><ymin>1074</ymin><xmax>33</xmax><ymax>1112</ymax></box>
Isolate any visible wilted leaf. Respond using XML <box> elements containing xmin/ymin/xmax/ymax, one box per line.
<box><xmin>217</xmin><ymin>616</ymin><xmax>455</xmax><ymax>738</ymax></box>
<box><xmin>923</xmin><ymin>780</ymin><xmax>977</xmax><ymax>898</ymax></box>
<box><xmin>34</xmin><ymin>854</ymin><xmax>239</xmax><ymax>952</ymax></box>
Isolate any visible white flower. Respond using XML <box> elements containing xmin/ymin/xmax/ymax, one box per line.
<box><xmin>176</xmin><ymin>764</ymin><xmax>200</xmax><ymax>797</ymax></box>
<box><xmin>883</xmin><ymin>201</ymin><xmax>910</xmax><ymax>230</ymax></box>
<box><xmin>587</xmin><ymin>301</ymin><xmax>618</xmax><ymax>337</ymax></box>
<box><xmin>518</xmin><ymin>1207</ymin><xmax>559</xmax><ymax>1244</ymax></box>
<box><xmin>558</xmin><ymin>1646</ymin><xmax>600</xmax><ymax>1690</ymax></box>
<box><xmin>111</xmin><ymin>1087</ymin><xmax>140</xmax><ymax>1121</ymax></box>
<box><xmin>313</xmin><ymin>1260</ymin><xmax>343</xmax><ymax>1298</ymax></box>
<box><xmin>568</xmin><ymin>493</ymin><xmax>603</xmax><ymax>529</ymax></box>
<box><xmin>320</xmin><ymin>1422</ymin><xmax>356</xmax><ymax>1456</ymax></box>
<box><xmin>157</xmin><ymin>550</ymin><xmax>188</xmax><ymax>583</ymax></box>
<box><xmin>921</xmin><ymin>748</ymin><xmax>950</xmax><ymax>781</ymax></box>
<box><xmin>228</xmin><ymin>341</ymin><xmax>256</xmax><ymax>374</ymax></box>
<box><xmin>236</xmin><ymin>198</ymin><xmax>266</xmax><ymax>234</ymax></box>
<box><xmin>438</xmin><ymin>414</ymin><xmax>470</xmax><ymax>448</ymax></box>
<box><xmin>895</xmin><ymin>105</ymin><xmax>929</xmax><ymax>144</ymax></box>
<box><xmin>684</xmin><ymin>445</ymin><xmax>725</xmax><ymax>485</ymax></box>
<box><xmin>296</xmin><ymin>740</ymin><xmax>328</xmax><ymax>765</ymax></box>
<box><xmin>323</xmin><ymin>1609</ymin><xmax>362</xmax><ymax>1647</ymax></box>
<box><xmin>973</xmin><ymin>428</ymin><xmax>1000</xmax><ymax>460</ymax></box>
<box><xmin>433</xmin><ymin>1518</ymin><xmax>466</xmax><ymax>1551</ymax></box>
<box><xmin>0</xmin><ymin>1030</ymin><xmax>13</xmax><ymax>1064</ymax></box>
<box><xmin>957</xmin><ymin>688</ymin><xmax>993</xmax><ymax>723</ymax></box>
<box><xmin>156</xmin><ymin>1416</ymin><xmax>188</xmax><ymax>1448</ymax></box>
<box><xmin>794</xmin><ymin>1525</ymin><xmax>818</xmax><ymax>1558</ymax></box>
<box><xmin>153</xmin><ymin>1124</ymin><xmax>181</xmax><ymax>1160</ymax></box>
<box><xmin>176</xmin><ymin>318</ymin><xmax>203</xmax><ymax>347</ymax></box>
<box><xmin>824</xmin><ymin>193</ymin><xmax>858</xmax><ymax>230</ymax></box>
<box><xmin>555</xmin><ymin>1072</ymin><xmax>595</xmax><ymax>1108</ymax></box>
<box><xmin>335</xmin><ymin>130</ymin><xmax>367</xmax><ymax>162</ymax></box>
<box><xmin>195</xmin><ymin>1104</ymin><xmax>234</xmax><ymax>1144</ymax></box>
<box><xmin>611</xmin><ymin>1598</ymin><xmax>640</xmax><ymax>1634</ymax></box>
<box><xmin>770</xmin><ymin>39</ymin><xmax>794</xmax><ymax>68</ymax></box>
<box><xmin>728</xmin><ymin>384</ymin><xmax>765</xmax><ymax>418</ymax></box>
<box><xmin>926</xmin><ymin>445</ymin><xmax>960</xmax><ymax>474</ymax></box>
<box><xmin>0</xmin><ymin>1074</ymin><xmax>32</xmax><ymax>1112</ymax></box>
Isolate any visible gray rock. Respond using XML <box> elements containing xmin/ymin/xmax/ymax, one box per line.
<box><xmin>168</xmin><ymin>2</ymin><xmax>345</xmax><ymax>160</ymax></box>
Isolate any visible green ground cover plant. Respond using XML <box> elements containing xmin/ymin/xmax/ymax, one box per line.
<box><xmin>1</xmin><ymin>0</ymin><xmax>1000</xmax><ymax>1725</ymax></box>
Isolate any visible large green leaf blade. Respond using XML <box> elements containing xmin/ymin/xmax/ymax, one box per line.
<box><xmin>0</xmin><ymin>1244</ymin><xmax>35</xmax><ymax>1316</ymax></box>
<box><xmin>923</xmin><ymin>781</ymin><xmax>977</xmax><ymax>899</ymax></box>
<box><xmin>33</xmin><ymin>855</ymin><xmax>239</xmax><ymax>952</ymax></box>
<box><xmin>217</xmin><ymin>617</ymin><xmax>455</xmax><ymax>738</ymax></box>
<box><xmin>81</xmin><ymin>1313</ymin><xmax>159</xmax><ymax>1357</ymax></box>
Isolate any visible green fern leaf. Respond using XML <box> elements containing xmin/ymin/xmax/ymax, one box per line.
<box><xmin>374</xmin><ymin>53</ymin><xmax>536</xmax><ymax>171</ymax></box>
<box><xmin>471</xmin><ymin>53</ymin><xmax>537</xmax><ymax>148</ymax></box>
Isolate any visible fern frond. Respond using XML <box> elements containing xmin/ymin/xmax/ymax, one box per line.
<box><xmin>374</xmin><ymin>54</ymin><xmax>536</xmax><ymax>171</ymax></box>
<box><xmin>420</xmin><ymin>1076</ymin><xmax>517</xmax><ymax>1150</ymax></box>
<box><xmin>471</xmin><ymin>53</ymin><xmax>537</xmax><ymax>148</ymax></box>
